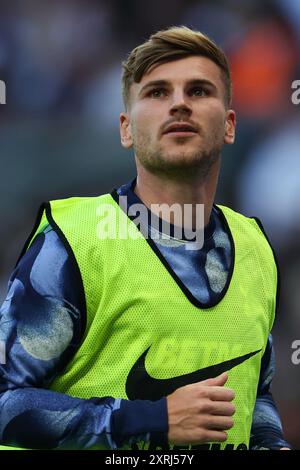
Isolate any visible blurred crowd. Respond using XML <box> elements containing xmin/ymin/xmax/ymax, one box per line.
<box><xmin>0</xmin><ymin>0</ymin><xmax>299</xmax><ymax>447</ymax></box>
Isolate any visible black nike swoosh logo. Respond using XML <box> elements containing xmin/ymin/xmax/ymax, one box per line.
<box><xmin>126</xmin><ymin>347</ymin><xmax>261</xmax><ymax>400</ymax></box>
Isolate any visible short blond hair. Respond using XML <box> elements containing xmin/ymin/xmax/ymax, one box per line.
<box><xmin>121</xmin><ymin>26</ymin><xmax>232</xmax><ymax>110</ymax></box>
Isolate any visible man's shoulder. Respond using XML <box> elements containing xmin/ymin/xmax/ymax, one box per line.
<box><xmin>49</xmin><ymin>193</ymin><xmax>113</xmax><ymax>209</ymax></box>
<box><xmin>216</xmin><ymin>203</ymin><xmax>256</xmax><ymax>223</ymax></box>
<box><xmin>44</xmin><ymin>193</ymin><xmax>123</xmax><ymax>241</ymax></box>
<box><xmin>215</xmin><ymin>204</ymin><xmax>271</xmax><ymax>241</ymax></box>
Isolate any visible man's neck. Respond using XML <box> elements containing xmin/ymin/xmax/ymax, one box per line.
<box><xmin>134</xmin><ymin>160</ymin><xmax>221</xmax><ymax>229</ymax></box>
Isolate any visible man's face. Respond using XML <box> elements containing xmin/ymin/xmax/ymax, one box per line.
<box><xmin>120</xmin><ymin>56</ymin><xmax>236</xmax><ymax>178</ymax></box>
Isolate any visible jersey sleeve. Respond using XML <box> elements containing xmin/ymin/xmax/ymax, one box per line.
<box><xmin>0</xmin><ymin>224</ymin><xmax>167</xmax><ymax>449</ymax></box>
<box><xmin>250</xmin><ymin>334</ymin><xmax>292</xmax><ymax>449</ymax></box>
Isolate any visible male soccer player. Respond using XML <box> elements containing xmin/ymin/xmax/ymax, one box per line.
<box><xmin>0</xmin><ymin>26</ymin><xmax>291</xmax><ymax>450</ymax></box>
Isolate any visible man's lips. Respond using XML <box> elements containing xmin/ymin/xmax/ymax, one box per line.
<box><xmin>163</xmin><ymin>130</ymin><xmax>197</xmax><ymax>137</ymax></box>
<box><xmin>162</xmin><ymin>122</ymin><xmax>198</xmax><ymax>137</ymax></box>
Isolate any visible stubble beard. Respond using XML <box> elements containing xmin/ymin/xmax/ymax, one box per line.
<box><xmin>134</xmin><ymin>132</ymin><xmax>223</xmax><ymax>181</ymax></box>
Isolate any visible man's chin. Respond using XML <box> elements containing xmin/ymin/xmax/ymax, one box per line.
<box><xmin>147</xmin><ymin>148</ymin><xmax>221</xmax><ymax>178</ymax></box>
<box><xmin>160</xmin><ymin>152</ymin><xmax>207</xmax><ymax>167</ymax></box>
<box><xmin>147</xmin><ymin>159</ymin><xmax>209</xmax><ymax>178</ymax></box>
<box><xmin>136</xmin><ymin>146</ymin><xmax>221</xmax><ymax>176</ymax></box>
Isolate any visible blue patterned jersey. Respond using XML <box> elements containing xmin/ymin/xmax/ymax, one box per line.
<box><xmin>0</xmin><ymin>179</ymin><xmax>291</xmax><ymax>449</ymax></box>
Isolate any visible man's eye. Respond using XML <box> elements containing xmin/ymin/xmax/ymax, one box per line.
<box><xmin>149</xmin><ymin>89</ymin><xmax>166</xmax><ymax>98</ymax></box>
<box><xmin>190</xmin><ymin>87</ymin><xmax>207</xmax><ymax>97</ymax></box>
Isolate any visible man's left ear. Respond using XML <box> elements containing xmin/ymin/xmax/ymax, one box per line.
<box><xmin>224</xmin><ymin>110</ymin><xmax>236</xmax><ymax>145</ymax></box>
<box><xmin>120</xmin><ymin>113</ymin><xmax>133</xmax><ymax>149</ymax></box>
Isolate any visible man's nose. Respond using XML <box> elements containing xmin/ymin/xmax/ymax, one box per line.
<box><xmin>169</xmin><ymin>92</ymin><xmax>192</xmax><ymax>117</ymax></box>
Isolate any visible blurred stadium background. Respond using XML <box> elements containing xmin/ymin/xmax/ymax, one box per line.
<box><xmin>0</xmin><ymin>0</ymin><xmax>299</xmax><ymax>448</ymax></box>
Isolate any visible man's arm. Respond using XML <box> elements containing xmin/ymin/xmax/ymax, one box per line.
<box><xmin>250</xmin><ymin>334</ymin><xmax>292</xmax><ymax>450</ymax></box>
<box><xmin>0</xmin><ymin>227</ymin><xmax>167</xmax><ymax>449</ymax></box>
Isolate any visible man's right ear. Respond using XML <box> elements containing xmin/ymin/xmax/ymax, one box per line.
<box><xmin>120</xmin><ymin>113</ymin><xmax>133</xmax><ymax>149</ymax></box>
